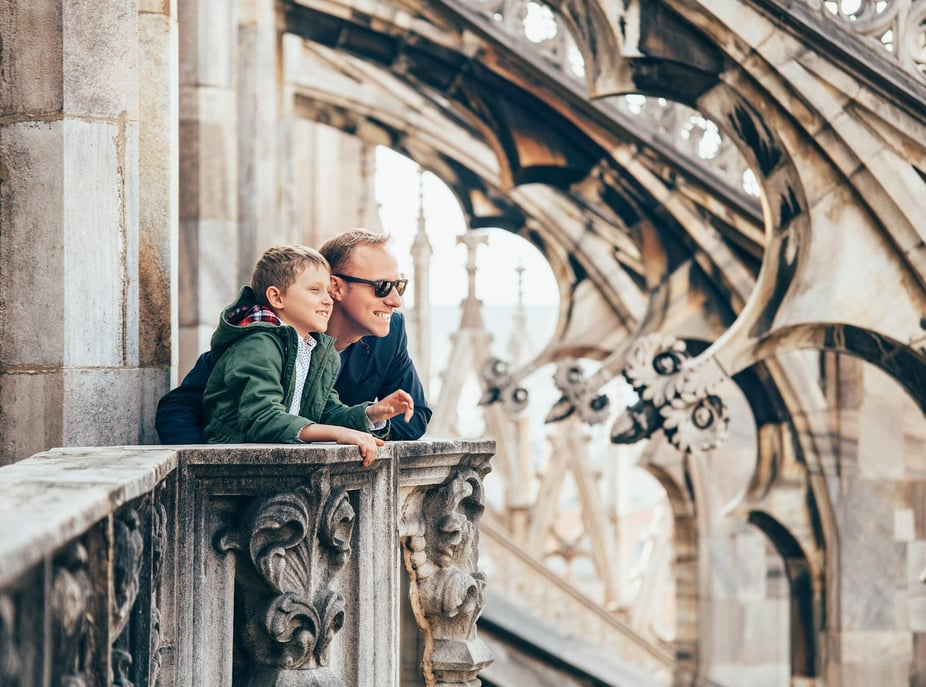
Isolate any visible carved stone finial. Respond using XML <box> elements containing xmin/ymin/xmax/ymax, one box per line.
<box><xmin>611</xmin><ymin>335</ymin><xmax>730</xmax><ymax>454</ymax></box>
<box><xmin>402</xmin><ymin>468</ymin><xmax>493</xmax><ymax>687</ymax></box>
<box><xmin>545</xmin><ymin>359</ymin><xmax>610</xmax><ymax>425</ymax></box>
<box><xmin>215</xmin><ymin>469</ymin><xmax>354</xmax><ymax>685</ymax></box>
<box><xmin>478</xmin><ymin>357</ymin><xmax>529</xmax><ymax>415</ymax></box>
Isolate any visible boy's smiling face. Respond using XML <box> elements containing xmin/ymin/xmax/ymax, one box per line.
<box><xmin>267</xmin><ymin>263</ymin><xmax>333</xmax><ymax>339</ymax></box>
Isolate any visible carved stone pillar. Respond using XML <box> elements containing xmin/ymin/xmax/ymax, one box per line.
<box><xmin>401</xmin><ymin>466</ymin><xmax>493</xmax><ymax>687</ymax></box>
<box><xmin>215</xmin><ymin>469</ymin><xmax>355</xmax><ymax>686</ymax></box>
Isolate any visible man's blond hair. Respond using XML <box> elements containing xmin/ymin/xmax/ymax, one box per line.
<box><xmin>319</xmin><ymin>228</ymin><xmax>391</xmax><ymax>272</ymax></box>
<box><xmin>251</xmin><ymin>245</ymin><xmax>329</xmax><ymax>306</ymax></box>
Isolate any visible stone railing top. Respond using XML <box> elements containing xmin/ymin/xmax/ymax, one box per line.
<box><xmin>0</xmin><ymin>439</ymin><xmax>495</xmax><ymax>588</ymax></box>
<box><xmin>0</xmin><ymin>446</ymin><xmax>179</xmax><ymax>587</ymax></box>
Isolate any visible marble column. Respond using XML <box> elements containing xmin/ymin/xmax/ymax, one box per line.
<box><xmin>178</xmin><ymin>0</ymin><xmax>240</xmax><ymax>374</ymax></box>
<box><xmin>0</xmin><ymin>0</ymin><xmax>172</xmax><ymax>463</ymax></box>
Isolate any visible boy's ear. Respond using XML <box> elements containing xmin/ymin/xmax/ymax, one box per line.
<box><xmin>328</xmin><ymin>275</ymin><xmax>344</xmax><ymax>301</ymax></box>
<box><xmin>265</xmin><ymin>285</ymin><xmax>284</xmax><ymax>308</ymax></box>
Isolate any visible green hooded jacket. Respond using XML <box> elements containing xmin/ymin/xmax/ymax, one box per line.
<box><xmin>202</xmin><ymin>285</ymin><xmax>373</xmax><ymax>444</ymax></box>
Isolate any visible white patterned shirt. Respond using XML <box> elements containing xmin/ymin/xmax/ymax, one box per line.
<box><xmin>289</xmin><ymin>334</ymin><xmax>382</xmax><ymax>440</ymax></box>
<box><xmin>288</xmin><ymin>334</ymin><xmax>317</xmax><ymax>417</ymax></box>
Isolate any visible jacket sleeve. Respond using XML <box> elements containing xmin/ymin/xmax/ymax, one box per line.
<box><xmin>216</xmin><ymin>335</ymin><xmax>310</xmax><ymax>443</ymax></box>
<box><xmin>155</xmin><ymin>352</ymin><xmax>214</xmax><ymax>444</ymax></box>
<box><xmin>377</xmin><ymin>317</ymin><xmax>432</xmax><ymax>440</ymax></box>
<box><xmin>317</xmin><ymin>388</ymin><xmax>377</xmax><ymax>433</ymax></box>
<box><xmin>317</xmin><ymin>352</ymin><xmax>379</xmax><ymax>433</ymax></box>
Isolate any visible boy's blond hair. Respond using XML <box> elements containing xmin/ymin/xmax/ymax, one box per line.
<box><xmin>319</xmin><ymin>228</ymin><xmax>391</xmax><ymax>272</ymax></box>
<box><xmin>251</xmin><ymin>245</ymin><xmax>329</xmax><ymax>306</ymax></box>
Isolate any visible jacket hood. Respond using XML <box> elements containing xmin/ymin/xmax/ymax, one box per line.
<box><xmin>210</xmin><ymin>286</ymin><xmax>287</xmax><ymax>360</ymax></box>
<box><xmin>209</xmin><ymin>285</ymin><xmax>334</xmax><ymax>361</ymax></box>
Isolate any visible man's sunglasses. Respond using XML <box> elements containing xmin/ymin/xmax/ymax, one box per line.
<box><xmin>333</xmin><ymin>274</ymin><xmax>408</xmax><ymax>298</ymax></box>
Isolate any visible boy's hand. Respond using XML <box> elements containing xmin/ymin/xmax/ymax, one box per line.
<box><xmin>332</xmin><ymin>427</ymin><xmax>384</xmax><ymax>466</ymax></box>
<box><xmin>366</xmin><ymin>390</ymin><xmax>415</xmax><ymax>424</ymax></box>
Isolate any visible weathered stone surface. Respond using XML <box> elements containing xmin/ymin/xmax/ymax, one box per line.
<box><xmin>0</xmin><ymin>2</ymin><xmax>63</xmax><ymax>115</ymax></box>
<box><xmin>62</xmin><ymin>0</ymin><xmax>138</xmax><ymax>118</ymax></box>
<box><xmin>0</xmin><ymin>120</ymin><xmax>67</xmax><ymax>366</ymax></box>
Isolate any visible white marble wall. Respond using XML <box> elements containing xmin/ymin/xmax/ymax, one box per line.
<box><xmin>0</xmin><ymin>0</ymin><xmax>175</xmax><ymax>464</ymax></box>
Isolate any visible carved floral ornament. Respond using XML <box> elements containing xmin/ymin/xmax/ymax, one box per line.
<box><xmin>215</xmin><ymin>469</ymin><xmax>354</xmax><ymax>684</ymax></box>
<box><xmin>546</xmin><ymin>359</ymin><xmax>611</xmax><ymax>425</ymax></box>
<box><xmin>478</xmin><ymin>357</ymin><xmax>529</xmax><ymax>415</ymax></box>
<box><xmin>611</xmin><ymin>334</ymin><xmax>730</xmax><ymax>454</ymax></box>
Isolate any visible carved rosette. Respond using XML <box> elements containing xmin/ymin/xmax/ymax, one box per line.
<box><xmin>402</xmin><ymin>467</ymin><xmax>493</xmax><ymax>687</ymax></box>
<box><xmin>478</xmin><ymin>357</ymin><xmax>529</xmax><ymax>415</ymax></box>
<box><xmin>215</xmin><ymin>469</ymin><xmax>354</xmax><ymax>686</ymax></box>
<box><xmin>611</xmin><ymin>335</ymin><xmax>730</xmax><ymax>454</ymax></box>
<box><xmin>545</xmin><ymin>358</ymin><xmax>611</xmax><ymax>425</ymax></box>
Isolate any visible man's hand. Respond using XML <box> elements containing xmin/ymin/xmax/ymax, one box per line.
<box><xmin>366</xmin><ymin>390</ymin><xmax>415</xmax><ymax>424</ymax></box>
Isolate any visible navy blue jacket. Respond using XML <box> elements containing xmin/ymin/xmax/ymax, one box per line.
<box><xmin>155</xmin><ymin>311</ymin><xmax>431</xmax><ymax>443</ymax></box>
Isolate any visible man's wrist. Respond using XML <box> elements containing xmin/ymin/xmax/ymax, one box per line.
<box><xmin>365</xmin><ymin>406</ymin><xmax>386</xmax><ymax>431</ymax></box>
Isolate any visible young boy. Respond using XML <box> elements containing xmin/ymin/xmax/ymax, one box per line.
<box><xmin>202</xmin><ymin>244</ymin><xmax>414</xmax><ymax>465</ymax></box>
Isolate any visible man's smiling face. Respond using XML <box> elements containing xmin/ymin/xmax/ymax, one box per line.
<box><xmin>329</xmin><ymin>243</ymin><xmax>403</xmax><ymax>344</ymax></box>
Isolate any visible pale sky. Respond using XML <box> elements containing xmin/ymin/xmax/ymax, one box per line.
<box><xmin>374</xmin><ymin>146</ymin><xmax>560</xmax><ymax>308</ymax></box>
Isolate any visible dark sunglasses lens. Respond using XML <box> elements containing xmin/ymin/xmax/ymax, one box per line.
<box><xmin>374</xmin><ymin>279</ymin><xmax>408</xmax><ymax>297</ymax></box>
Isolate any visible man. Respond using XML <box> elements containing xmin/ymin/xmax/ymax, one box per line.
<box><xmin>155</xmin><ymin>229</ymin><xmax>431</xmax><ymax>443</ymax></box>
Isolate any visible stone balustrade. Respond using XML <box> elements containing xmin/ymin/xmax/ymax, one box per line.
<box><xmin>0</xmin><ymin>439</ymin><xmax>495</xmax><ymax>687</ymax></box>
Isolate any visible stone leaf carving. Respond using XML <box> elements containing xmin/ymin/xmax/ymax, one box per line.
<box><xmin>403</xmin><ymin>467</ymin><xmax>493</xmax><ymax>687</ymax></box>
<box><xmin>51</xmin><ymin>541</ymin><xmax>93</xmax><ymax>687</ymax></box>
<box><xmin>545</xmin><ymin>358</ymin><xmax>610</xmax><ymax>425</ymax></box>
<box><xmin>149</xmin><ymin>501</ymin><xmax>168</xmax><ymax>687</ymax></box>
<box><xmin>611</xmin><ymin>334</ymin><xmax>730</xmax><ymax>454</ymax></box>
<box><xmin>215</xmin><ymin>469</ymin><xmax>354</xmax><ymax>684</ymax></box>
<box><xmin>112</xmin><ymin>507</ymin><xmax>145</xmax><ymax>687</ymax></box>
<box><xmin>112</xmin><ymin>508</ymin><xmax>144</xmax><ymax>637</ymax></box>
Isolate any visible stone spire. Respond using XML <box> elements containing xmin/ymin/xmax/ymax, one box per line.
<box><xmin>507</xmin><ymin>262</ymin><xmax>528</xmax><ymax>366</ymax></box>
<box><xmin>410</xmin><ymin>168</ymin><xmax>433</xmax><ymax>397</ymax></box>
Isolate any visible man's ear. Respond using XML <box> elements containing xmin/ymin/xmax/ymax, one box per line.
<box><xmin>265</xmin><ymin>285</ymin><xmax>284</xmax><ymax>308</ymax></box>
<box><xmin>328</xmin><ymin>275</ymin><xmax>344</xmax><ymax>301</ymax></box>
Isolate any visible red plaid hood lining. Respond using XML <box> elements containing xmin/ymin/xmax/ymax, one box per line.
<box><xmin>226</xmin><ymin>304</ymin><xmax>283</xmax><ymax>327</ymax></box>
